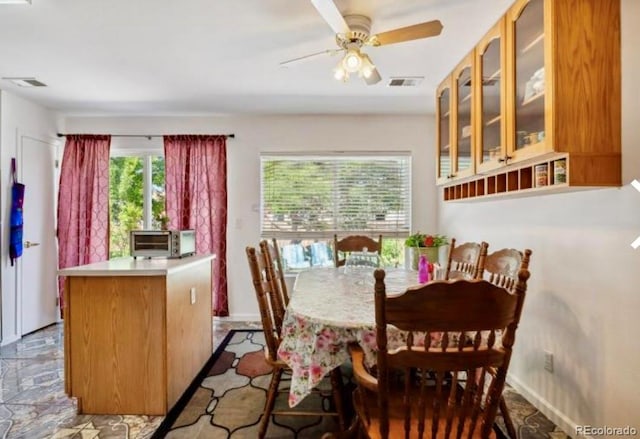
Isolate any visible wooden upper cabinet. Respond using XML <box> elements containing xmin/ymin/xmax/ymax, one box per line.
<box><xmin>438</xmin><ymin>0</ymin><xmax>620</xmax><ymax>195</ymax></box>
<box><xmin>505</xmin><ymin>0</ymin><xmax>621</xmax><ymax>185</ymax></box>
<box><xmin>451</xmin><ymin>51</ymin><xmax>476</xmax><ymax>180</ymax></box>
<box><xmin>475</xmin><ymin>17</ymin><xmax>507</xmax><ymax>173</ymax></box>
<box><xmin>436</xmin><ymin>77</ymin><xmax>452</xmax><ymax>185</ymax></box>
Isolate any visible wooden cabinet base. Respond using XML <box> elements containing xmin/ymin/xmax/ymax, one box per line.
<box><xmin>63</xmin><ymin>259</ymin><xmax>213</xmax><ymax>415</ymax></box>
<box><xmin>442</xmin><ymin>152</ymin><xmax>620</xmax><ymax>202</ymax></box>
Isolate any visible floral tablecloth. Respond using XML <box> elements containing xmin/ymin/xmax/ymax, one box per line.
<box><xmin>277</xmin><ymin>267</ymin><xmax>422</xmax><ymax>407</ymax></box>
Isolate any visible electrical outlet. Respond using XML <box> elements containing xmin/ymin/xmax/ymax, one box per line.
<box><xmin>190</xmin><ymin>287</ymin><xmax>196</xmax><ymax>305</ymax></box>
<box><xmin>544</xmin><ymin>350</ymin><xmax>554</xmax><ymax>373</ymax></box>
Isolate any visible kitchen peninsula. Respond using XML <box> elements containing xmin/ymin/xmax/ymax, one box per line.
<box><xmin>59</xmin><ymin>254</ymin><xmax>215</xmax><ymax>415</ymax></box>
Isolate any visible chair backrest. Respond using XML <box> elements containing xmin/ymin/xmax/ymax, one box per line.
<box><xmin>372</xmin><ymin>268</ymin><xmax>530</xmax><ymax>438</ymax></box>
<box><xmin>246</xmin><ymin>242</ymin><xmax>284</xmax><ymax>362</ymax></box>
<box><xmin>482</xmin><ymin>248</ymin><xmax>532</xmax><ymax>291</ymax></box>
<box><xmin>445</xmin><ymin>237</ymin><xmax>489</xmax><ymax>280</ymax></box>
<box><xmin>268</xmin><ymin>238</ymin><xmax>289</xmax><ymax>306</ymax></box>
<box><xmin>333</xmin><ymin>234</ymin><xmax>382</xmax><ymax>267</ymax></box>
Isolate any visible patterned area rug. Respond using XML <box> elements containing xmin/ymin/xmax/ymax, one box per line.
<box><xmin>153</xmin><ymin>330</ymin><xmax>568</xmax><ymax>439</ymax></box>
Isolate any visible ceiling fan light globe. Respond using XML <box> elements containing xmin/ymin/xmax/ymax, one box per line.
<box><xmin>360</xmin><ymin>53</ymin><xmax>376</xmax><ymax>78</ymax></box>
<box><xmin>342</xmin><ymin>50</ymin><xmax>362</xmax><ymax>73</ymax></box>
<box><xmin>333</xmin><ymin>65</ymin><xmax>347</xmax><ymax>81</ymax></box>
<box><xmin>364</xmin><ymin>67</ymin><xmax>382</xmax><ymax>85</ymax></box>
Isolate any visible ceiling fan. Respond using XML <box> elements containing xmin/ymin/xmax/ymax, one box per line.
<box><xmin>280</xmin><ymin>0</ymin><xmax>443</xmax><ymax>85</ymax></box>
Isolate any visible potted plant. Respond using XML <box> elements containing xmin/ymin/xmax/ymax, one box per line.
<box><xmin>404</xmin><ymin>232</ymin><xmax>448</xmax><ymax>270</ymax></box>
<box><xmin>158</xmin><ymin>213</ymin><xmax>169</xmax><ymax>230</ymax></box>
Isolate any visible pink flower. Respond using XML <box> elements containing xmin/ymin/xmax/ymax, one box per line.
<box><xmin>362</xmin><ymin>330</ymin><xmax>377</xmax><ymax>349</ymax></box>
<box><xmin>316</xmin><ymin>336</ymin><xmax>328</xmax><ymax>350</ymax></box>
<box><xmin>310</xmin><ymin>364</ymin><xmax>324</xmax><ymax>381</ymax></box>
<box><xmin>320</xmin><ymin>328</ymin><xmax>336</xmax><ymax>341</ymax></box>
<box><xmin>413</xmin><ymin>333</ymin><xmax>426</xmax><ymax>347</ymax></box>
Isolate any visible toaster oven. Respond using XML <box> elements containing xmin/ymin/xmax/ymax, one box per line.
<box><xmin>130</xmin><ymin>229</ymin><xmax>196</xmax><ymax>259</ymax></box>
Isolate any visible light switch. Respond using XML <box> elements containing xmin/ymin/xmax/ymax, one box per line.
<box><xmin>190</xmin><ymin>287</ymin><xmax>196</xmax><ymax>304</ymax></box>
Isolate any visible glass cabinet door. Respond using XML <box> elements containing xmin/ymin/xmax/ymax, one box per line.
<box><xmin>476</xmin><ymin>19</ymin><xmax>505</xmax><ymax>173</ymax></box>
<box><xmin>454</xmin><ymin>63</ymin><xmax>473</xmax><ymax>178</ymax></box>
<box><xmin>509</xmin><ymin>0</ymin><xmax>550</xmax><ymax>161</ymax></box>
<box><xmin>436</xmin><ymin>79</ymin><xmax>452</xmax><ymax>184</ymax></box>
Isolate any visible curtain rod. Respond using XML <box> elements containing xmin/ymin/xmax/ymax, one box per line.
<box><xmin>56</xmin><ymin>133</ymin><xmax>235</xmax><ymax>139</ymax></box>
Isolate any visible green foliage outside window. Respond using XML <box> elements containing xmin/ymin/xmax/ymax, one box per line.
<box><xmin>109</xmin><ymin>156</ymin><xmax>165</xmax><ymax>258</ymax></box>
<box><xmin>262</xmin><ymin>159</ymin><xmax>407</xmax><ymax>233</ymax></box>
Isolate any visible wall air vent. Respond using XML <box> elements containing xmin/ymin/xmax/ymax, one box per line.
<box><xmin>387</xmin><ymin>76</ymin><xmax>424</xmax><ymax>87</ymax></box>
<box><xmin>2</xmin><ymin>77</ymin><xmax>47</xmax><ymax>87</ymax></box>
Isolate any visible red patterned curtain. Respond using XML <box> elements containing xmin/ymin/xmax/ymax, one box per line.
<box><xmin>164</xmin><ymin>135</ymin><xmax>228</xmax><ymax>316</ymax></box>
<box><xmin>57</xmin><ymin>135</ymin><xmax>111</xmax><ymax>316</ymax></box>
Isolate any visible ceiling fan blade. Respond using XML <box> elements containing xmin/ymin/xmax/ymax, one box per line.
<box><xmin>310</xmin><ymin>0</ymin><xmax>350</xmax><ymax>35</ymax></box>
<box><xmin>371</xmin><ymin>20</ymin><xmax>443</xmax><ymax>46</ymax></box>
<box><xmin>364</xmin><ymin>67</ymin><xmax>382</xmax><ymax>85</ymax></box>
<box><xmin>279</xmin><ymin>49</ymin><xmax>343</xmax><ymax>67</ymax></box>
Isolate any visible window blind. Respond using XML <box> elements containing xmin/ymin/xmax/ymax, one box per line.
<box><xmin>261</xmin><ymin>153</ymin><xmax>411</xmax><ymax>239</ymax></box>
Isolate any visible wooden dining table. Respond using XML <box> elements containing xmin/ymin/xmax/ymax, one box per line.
<box><xmin>277</xmin><ymin>267</ymin><xmax>421</xmax><ymax>408</ymax></box>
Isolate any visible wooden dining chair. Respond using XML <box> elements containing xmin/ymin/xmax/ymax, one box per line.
<box><xmin>253</xmin><ymin>240</ymin><xmax>286</xmax><ymax>336</ymax></box>
<box><xmin>480</xmin><ymin>247</ymin><xmax>532</xmax><ymax>439</ymax></box>
<box><xmin>333</xmin><ymin>234</ymin><xmax>382</xmax><ymax>267</ymax></box>
<box><xmin>267</xmin><ymin>238</ymin><xmax>289</xmax><ymax>307</ymax></box>
<box><xmin>246</xmin><ymin>243</ymin><xmax>346</xmax><ymax>438</ymax></box>
<box><xmin>482</xmin><ymin>247</ymin><xmax>532</xmax><ymax>290</ymax></box>
<box><xmin>444</xmin><ymin>237</ymin><xmax>489</xmax><ymax>280</ymax></box>
<box><xmin>325</xmin><ymin>268</ymin><xmax>530</xmax><ymax>439</ymax></box>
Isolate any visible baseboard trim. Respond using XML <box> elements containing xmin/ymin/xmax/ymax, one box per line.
<box><xmin>507</xmin><ymin>374</ymin><xmax>587</xmax><ymax>439</ymax></box>
<box><xmin>1</xmin><ymin>334</ymin><xmax>20</xmax><ymax>347</ymax></box>
<box><xmin>214</xmin><ymin>314</ymin><xmax>260</xmax><ymax>322</ymax></box>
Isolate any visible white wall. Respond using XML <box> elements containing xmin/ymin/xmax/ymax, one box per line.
<box><xmin>65</xmin><ymin>115</ymin><xmax>436</xmax><ymax>320</ymax></box>
<box><xmin>438</xmin><ymin>0</ymin><xmax>640</xmax><ymax>432</ymax></box>
<box><xmin>0</xmin><ymin>90</ymin><xmax>62</xmax><ymax>344</ymax></box>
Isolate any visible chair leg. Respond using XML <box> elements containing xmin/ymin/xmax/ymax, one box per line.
<box><xmin>330</xmin><ymin>368</ymin><xmax>347</xmax><ymax>430</ymax></box>
<box><xmin>259</xmin><ymin>367</ymin><xmax>284</xmax><ymax>439</ymax></box>
<box><xmin>500</xmin><ymin>395</ymin><xmax>517</xmax><ymax>439</ymax></box>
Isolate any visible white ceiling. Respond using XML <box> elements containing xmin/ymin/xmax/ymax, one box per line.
<box><xmin>0</xmin><ymin>0</ymin><xmax>513</xmax><ymax>116</ymax></box>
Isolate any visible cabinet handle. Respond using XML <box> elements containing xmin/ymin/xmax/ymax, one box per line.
<box><xmin>498</xmin><ymin>155</ymin><xmax>513</xmax><ymax>163</ymax></box>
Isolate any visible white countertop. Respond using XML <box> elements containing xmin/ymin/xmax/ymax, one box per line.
<box><xmin>58</xmin><ymin>254</ymin><xmax>215</xmax><ymax>276</ymax></box>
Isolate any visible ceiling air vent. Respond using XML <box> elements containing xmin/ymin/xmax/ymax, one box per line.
<box><xmin>387</xmin><ymin>76</ymin><xmax>424</xmax><ymax>87</ymax></box>
<box><xmin>2</xmin><ymin>77</ymin><xmax>47</xmax><ymax>87</ymax></box>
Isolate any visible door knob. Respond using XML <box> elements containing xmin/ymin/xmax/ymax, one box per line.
<box><xmin>24</xmin><ymin>241</ymin><xmax>40</xmax><ymax>248</ymax></box>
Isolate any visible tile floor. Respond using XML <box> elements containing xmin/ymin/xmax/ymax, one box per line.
<box><xmin>0</xmin><ymin>319</ymin><xmax>260</xmax><ymax>439</ymax></box>
<box><xmin>0</xmin><ymin>319</ymin><xmax>565</xmax><ymax>439</ymax></box>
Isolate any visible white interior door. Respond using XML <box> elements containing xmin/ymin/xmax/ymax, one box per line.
<box><xmin>18</xmin><ymin>135</ymin><xmax>58</xmax><ymax>335</ymax></box>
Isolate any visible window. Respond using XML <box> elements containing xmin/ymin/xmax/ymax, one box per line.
<box><xmin>261</xmin><ymin>153</ymin><xmax>411</xmax><ymax>268</ymax></box>
<box><xmin>109</xmin><ymin>154</ymin><xmax>165</xmax><ymax>258</ymax></box>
